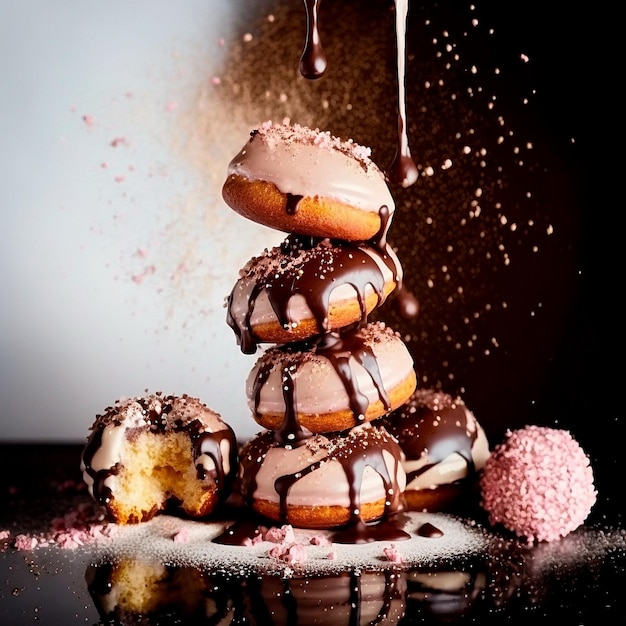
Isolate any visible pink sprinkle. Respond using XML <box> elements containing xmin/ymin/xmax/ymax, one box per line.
<box><xmin>309</xmin><ymin>534</ymin><xmax>332</xmax><ymax>546</ymax></box>
<box><xmin>114</xmin><ymin>174</ymin><xmax>126</xmax><ymax>183</ymax></box>
<box><xmin>172</xmin><ymin>529</ymin><xmax>189</xmax><ymax>543</ymax></box>
<box><xmin>264</xmin><ymin>524</ymin><xmax>295</xmax><ymax>544</ymax></box>
<box><xmin>14</xmin><ymin>535</ymin><xmax>39</xmax><ymax>551</ymax></box>
<box><xmin>268</xmin><ymin>543</ymin><xmax>307</xmax><ymax>564</ymax></box>
<box><xmin>211</xmin><ymin>76</ymin><xmax>221</xmax><ymax>86</ymax></box>
<box><xmin>480</xmin><ymin>425</ymin><xmax>597</xmax><ymax>543</ymax></box>
<box><xmin>131</xmin><ymin>265</ymin><xmax>156</xmax><ymax>284</ymax></box>
<box><xmin>165</xmin><ymin>101</ymin><xmax>178</xmax><ymax>112</ymax></box>
<box><xmin>82</xmin><ymin>114</ymin><xmax>95</xmax><ymax>127</ymax></box>
<box><xmin>101</xmin><ymin>162</ymin><xmax>109</xmax><ymax>169</ymax></box>
<box><xmin>383</xmin><ymin>544</ymin><xmax>405</xmax><ymax>564</ymax></box>
<box><xmin>243</xmin><ymin>33</ymin><xmax>253</xmax><ymax>42</ymax></box>
<box><xmin>110</xmin><ymin>137</ymin><xmax>129</xmax><ymax>147</ymax></box>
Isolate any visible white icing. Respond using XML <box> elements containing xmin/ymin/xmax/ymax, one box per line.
<box><xmin>227</xmin><ymin>123</ymin><xmax>395</xmax><ymax>214</ymax></box>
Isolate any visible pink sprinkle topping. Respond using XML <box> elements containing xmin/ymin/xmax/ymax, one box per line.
<box><xmin>383</xmin><ymin>544</ymin><xmax>405</xmax><ymax>564</ymax></box>
<box><xmin>263</xmin><ymin>524</ymin><xmax>296</xmax><ymax>544</ymax></box>
<box><xmin>268</xmin><ymin>542</ymin><xmax>308</xmax><ymax>564</ymax></box>
<box><xmin>480</xmin><ymin>425</ymin><xmax>596</xmax><ymax>543</ymax></box>
<box><xmin>255</xmin><ymin>120</ymin><xmax>375</xmax><ymax>167</ymax></box>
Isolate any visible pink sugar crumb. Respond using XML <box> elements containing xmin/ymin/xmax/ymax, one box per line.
<box><xmin>0</xmin><ymin>530</ymin><xmax>10</xmax><ymax>540</ymax></box>
<box><xmin>383</xmin><ymin>545</ymin><xmax>405</xmax><ymax>564</ymax></box>
<box><xmin>264</xmin><ymin>524</ymin><xmax>296</xmax><ymax>544</ymax></box>
<box><xmin>255</xmin><ymin>120</ymin><xmax>375</xmax><ymax>168</ymax></box>
<box><xmin>480</xmin><ymin>425</ymin><xmax>597</xmax><ymax>543</ymax></box>
<box><xmin>310</xmin><ymin>533</ymin><xmax>332</xmax><ymax>546</ymax></box>
<box><xmin>172</xmin><ymin>529</ymin><xmax>189</xmax><ymax>543</ymax></box>
<box><xmin>268</xmin><ymin>542</ymin><xmax>308</xmax><ymax>564</ymax></box>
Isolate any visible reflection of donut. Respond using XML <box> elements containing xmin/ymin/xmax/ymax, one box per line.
<box><xmin>238</xmin><ymin>423</ymin><xmax>406</xmax><ymax>529</ymax></box>
<box><xmin>222</xmin><ymin>121</ymin><xmax>395</xmax><ymax>241</ymax></box>
<box><xmin>86</xmin><ymin>558</ymin><xmax>236</xmax><ymax>624</ymax></box>
<box><xmin>405</xmin><ymin>563</ymin><xmax>486</xmax><ymax>621</ymax></box>
<box><xmin>246</xmin><ymin>321</ymin><xmax>417</xmax><ymax>436</ymax></box>
<box><xmin>227</xmin><ymin>234</ymin><xmax>403</xmax><ymax>354</ymax></box>
<box><xmin>242</xmin><ymin>569</ymin><xmax>407</xmax><ymax>626</ymax></box>
<box><xmin>382</xmin><ymin>389</ymin><xmax>490</xmax><ymax>512</ymax></box>
<box><xmin>81</xmin><ymin>393</ymin><xmax>238</xmax><ymax>524</ymax></box>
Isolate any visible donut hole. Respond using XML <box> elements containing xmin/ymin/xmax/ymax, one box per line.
<box><xmin>114</xmin><ymin>431</ymin><xmax>215</xmax><ymax>523</ymax></box>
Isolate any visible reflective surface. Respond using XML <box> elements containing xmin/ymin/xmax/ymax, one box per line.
<box><xmin>0</xmin><ymin>444</ymin><xmax>625</xmax><ymax>625</ymax></box>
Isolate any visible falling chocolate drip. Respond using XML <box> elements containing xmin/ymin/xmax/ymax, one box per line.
<box><xmin>300</xmin><ymin>0</ymin><xmax>327</xmax><ymax>79</ymax></box>
<box><xmin>388</xmin><ymin>114</ymin><xmax>419</xmax><ymax>188</ymax></box>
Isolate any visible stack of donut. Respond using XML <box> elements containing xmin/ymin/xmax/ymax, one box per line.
<box><xmin>222</xmin><ymin>120</ymin><xmax>418</xmax><ymax>530</ymax></box>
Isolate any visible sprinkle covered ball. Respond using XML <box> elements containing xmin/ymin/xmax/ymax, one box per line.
<box><xmin>479</xmin><ymin>425</ymin><xmax>596</xmax><ymax>543</ymax></box>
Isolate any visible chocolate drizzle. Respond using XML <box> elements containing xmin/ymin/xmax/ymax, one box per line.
<box><xmin>385</xmin><ymin>394</ymin><xmax>480</xmax><ymax>484</ymax></box>
<box><xmin>227</xmin><ymin>229</ymin><xmax>400</xmax><ymax>355</ymax></box>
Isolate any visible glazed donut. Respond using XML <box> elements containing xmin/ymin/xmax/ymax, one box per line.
<box><xmin>238</xmin><ymin>423</ymin><xmax>406</xmax><ymax>529</ymax></box>
<box><xmin>227</xmin><ymin>234</ymin><xmax>403</xmax><ymax>354</ymax></box>
<box><xmin>246</xmin><ymin>321</ymin><xmax>417</xmax><ymax>438</ymax></box>
<box><xmin>81</xmin><ymin>393</ymin><xmax>239</xmax><ymax>524</ymax></box>
<box><xmin>222</xmin><ymin>120</ymin><xmax>395</xmax><ymax>242</ymax></box>
<box><xmin>382</xmin><ymin>388</ymin><xmax>490</xmax><ymax>512</ymax></box>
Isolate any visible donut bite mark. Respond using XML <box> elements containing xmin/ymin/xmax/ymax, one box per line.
<box><xmin>382</xmin><ymin>389</ymin><xmax>490</xmax><ymax>512</ymax></box>
<box><xmin>246</xmin><ymin>321</ymin><xmax>417</xmax><ymax>438</ymax></box>
<box><xmin>227</xmin><ymin>234</ymin><xmax>403</xmax><ymax>354</ymax></box>
<box><xmin>238</xmin><ymin>424</ymin><xmax>407</xmax><ymax>529</ymax></box>
<box><xmin>222</xmin><ymin>120</ymin><xmax>395</xmax><ymax>241</ymax></box>
<box><xmin>81</xmin><ymin>393</ymin><xmax>239</xmax><ymax>524</ymax></box>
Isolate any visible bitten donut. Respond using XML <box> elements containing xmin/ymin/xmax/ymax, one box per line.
<box><xmin>222</xmin><ymin>120</ymin><xmax>395</xmax><ymax>242</ymax></box>
<box><xmin>238</xmin><ymin>423</ymin><xmax>406</xmax><ymax>529</ymax></box>
<box><xmin>382</xmin><ymin>388</ymin><xmax>490</xmax><ymax>512</ymax></box>
<box><xmin>246</xmin><ymin>321</ymin><xmax>417</xmax><ymax>438</ymax></box>
<box><xmin>81</xmin><ymin>393</ymin><xmax>239</xmax><ymax>524</ymax></box>
<box><xmin>227</xmin><ymin>234</ymin><xmax>403</xmax><ymax>354</ymax></box>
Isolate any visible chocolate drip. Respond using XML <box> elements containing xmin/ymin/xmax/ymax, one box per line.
<box><xmin>331</xmin><ymin>516</ymin><xmax>411</xmax><ymax>544</ymax></box>
<box><xmin>417</xmin><ymin>521</ymin><xmax>444</xmax><ymax>538</ymax></box>
<box><xmin>388</xmin><ymin>114</ymin><xmax>419</xmax><ymax>188</ymax></box>
<box><xmin>228</xmin><ymin>234</ymin><xmax>400</xmax><ymax>355</ymax></box>
<box><xmin>193</xmin><ymin>426</ymin><xmax>238</xmax><ymax>497</ymax></box>
<box><xmin>275</xmin><ymin>360</ymin><xmax>313</xmax><ymax>446</ymax></box>
<box><xmin>285</xmin><ymin>192</ymin><xmax>303</xmax><ymax>215</ymax></box>
<box><xmin>300</xmin><ymin>0</ymin><xmax>327</xmax><ymax>79</ymax></box>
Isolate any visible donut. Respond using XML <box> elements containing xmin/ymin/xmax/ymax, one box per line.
<box><xmin>227</xmin><ymin>234</ymin><xmax>403</xmax><ymax>354</ymax></box>
<box><xmin>382</xmin><ymin>388</ymin><xmax>490</xmax><ymax>512</ymax></box>
<box><xmin>479</xmin><ymin>425</ymin><xmax>596</xmax><ymax>542</ymax></box>
<box><xmin>222</xmin><ymin>120</ymin><xmax>395</xmax><ymax>242</ymax></box>
<box><xmin>238</xmin><ymin>423</ymin><xmax>407</xmax><ymax>529</ymax></box>
<box><xmin>246</xmin><ymin>321</ymin><xmax>417</xmax><ymax>438</ymax></box>
<box><xmin>80</xmin><ymin>393</ymin><xmax>239</xmax><ymax>524</ymax></box>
